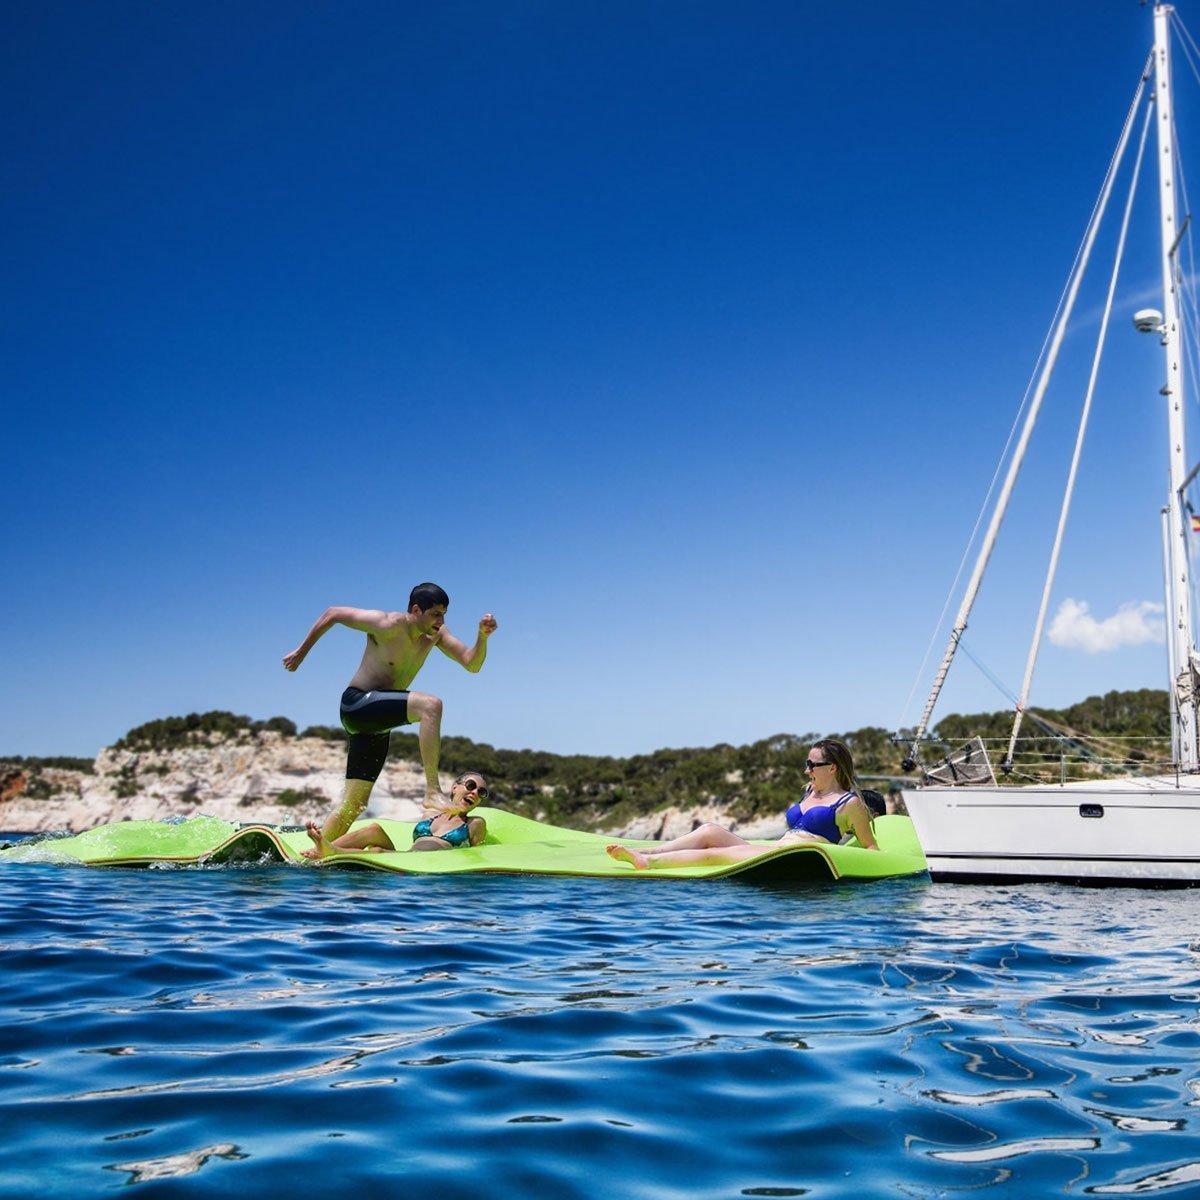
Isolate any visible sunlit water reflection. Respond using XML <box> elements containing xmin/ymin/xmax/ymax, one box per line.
<box><xmin>2</xmin><ymin>851</ymin><xmax>1198</xmax><ymax>1197</ymax></box>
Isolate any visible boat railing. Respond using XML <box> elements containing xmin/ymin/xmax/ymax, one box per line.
<box><xmin>910</xmin><ymin>733</ymin><xmax>1176</xmax><ymax>788</ymax></box>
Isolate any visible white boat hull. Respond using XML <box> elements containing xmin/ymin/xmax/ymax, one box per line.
<box><xmin>902</xmin><ymin>779</ymin><xmax>1200</xmax><ymax>886</ymax></box>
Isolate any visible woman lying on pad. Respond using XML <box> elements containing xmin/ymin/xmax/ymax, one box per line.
<box><xmin>605</xmin><ymin>739</ymin><xmax>880</xmax><ymax>870</ymax></box>
<box><xmin>302</xmin><ymin>772</ymin><xmax>490</xmax><ymax>858</ymax></box>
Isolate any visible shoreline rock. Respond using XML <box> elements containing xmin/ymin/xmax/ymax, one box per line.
<box><xmin>608</xmin><ymin>804</ymin><xmax>782</xmax><ymax>841</ymax></box>
<box><xmin>0</xmin><ymin>733</ymin><xmax>781</xmax><ymax>840</ymax></box>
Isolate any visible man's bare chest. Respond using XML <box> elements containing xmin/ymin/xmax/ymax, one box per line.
<box><xmin>366</xmin><ymin>632</ymin><xmax>435</xmax><ymax>676</ymax></box>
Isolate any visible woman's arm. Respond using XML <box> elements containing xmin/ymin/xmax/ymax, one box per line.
<box><xmin>843</xmin><ymin>796</ymin><xmax>879</xmax><ymax>850</ymax></box>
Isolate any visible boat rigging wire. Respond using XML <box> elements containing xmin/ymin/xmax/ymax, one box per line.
<box><xmin>902</xmin><ymin>57</ymin><xmax>1154</xmax><ymax>761</ymax></box>
<box><xmin>892</xmin><ymin>74</ymin><xmax>1147</xmax><ymax>743</ymax></box>
<box><xmin>955</xmin><ymin>641</ymin><xmax>1019</xmax><ymax>708</ymax></box>
<box><xmin>1171</xmin><ymin>11</ymin><xmax>1200</xmax><ymax>88</ymax></box>
<box><xmin>894</xmin><ymin>329</ymin><xmax>1063</xmax><ymax>740</ymax></box>
<box><xmin>1004</xmin><ymin>98</ymin><xmax>1155</xmax><ymax>768</ymax></box>
<box><xmin>891</xmin><ymin>67</ymin><xmax>1162</xmax><ymax>743</ymax></box>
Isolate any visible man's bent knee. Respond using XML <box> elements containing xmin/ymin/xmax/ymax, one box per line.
<box><xmin>408</xmin><ymin>692</ymin><xmax>443</xmax><ymax>721</ymax></box>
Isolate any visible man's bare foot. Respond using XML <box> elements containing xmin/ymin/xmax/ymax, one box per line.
<box><xmin>300</xmin><ymin>820</ymin><xmax>337</xmax><ymax>860</ymax></box>
<box><xmin>605</xmin><ymin>843</ymin><xmax>650</xmax><ymax>869</ymax></box>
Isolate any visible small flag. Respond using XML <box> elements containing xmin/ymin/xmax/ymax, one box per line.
<box><xmin>1192</xmin><ymin>513</ymin><xmax>1200</xmax><ymax>533</ymax></box>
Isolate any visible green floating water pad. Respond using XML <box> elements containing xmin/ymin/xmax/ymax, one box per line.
<box><xmin>1</xmin><ymin>810</ymin><xmax>927</xmax><ymax>882</ymax></box>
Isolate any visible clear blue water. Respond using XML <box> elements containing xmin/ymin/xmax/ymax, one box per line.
<box><xmin>3</xmin><ymin>845</ymin><xmax>1200</xmax><ymax>1198</ymax></box>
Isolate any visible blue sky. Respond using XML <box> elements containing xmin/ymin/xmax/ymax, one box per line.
<box><xmin>4</xmin><ymin>0</ymin><xmax>1195</xmax><ymax>759</ymax></box>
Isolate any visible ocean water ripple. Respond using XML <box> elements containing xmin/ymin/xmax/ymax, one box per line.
<box><xmin>3</xmin><ymin>858</ymin><xmax>1200</xmax><ymax>1196</ymax></box>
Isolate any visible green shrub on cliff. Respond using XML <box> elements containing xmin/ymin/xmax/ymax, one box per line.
<box><xmin>0</xmin><ymin>756</ymin><xmax>94</xmax><ymax>773</ymax></box>
<box><xmin>298</xmin><ymin>725</ymin><xmax>347</xmax><ymax>741</ymax></box>
<box><xmin>276</xmin><ymin>787</ymin><xmax>326</xmax><ymax>807</ymax></box>
<box><xmin>116</xmin><ymin>712</ymin><xmax>298</xmax><ymax>751</ymax></box>
<box><xmin>103</xmin><ymin>689</ymin><xmax>1172</xmax><ymax>829</ymax></box>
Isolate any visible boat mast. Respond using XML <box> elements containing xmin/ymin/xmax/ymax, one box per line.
<box><xmin>1153</xmin><ymin>3</ymin><xmax>1199</xmax><ymax>770</ymax></box>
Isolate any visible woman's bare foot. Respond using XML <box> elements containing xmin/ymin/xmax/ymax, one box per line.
<box><xmin>301</xmin><ymin>820</ymin><xmax>337</xmax><ymax>860</ymax></box>
<box><xmin>605</xmin><ymin>843</ymin><xmax>650</xmax><ymax>869</ymax></box>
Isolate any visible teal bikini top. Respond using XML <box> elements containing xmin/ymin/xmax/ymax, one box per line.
<box><xmin>412</xmin><ymin>817</ymin><xmax>472</xmax><ymax>848</ymax></box>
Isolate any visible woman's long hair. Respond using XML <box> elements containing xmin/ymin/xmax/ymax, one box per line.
<box><xmin>810</xmin><ymin>738</ymin><xmax>856</xmax><ymax>794</ymax></box>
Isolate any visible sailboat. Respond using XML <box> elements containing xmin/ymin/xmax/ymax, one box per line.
<box><xmin>899</xmin><ymin>3</ymin><xmax>1200</xmax><ymax>886</ymax></box>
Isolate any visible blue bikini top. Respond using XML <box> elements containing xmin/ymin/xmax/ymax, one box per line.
<box><xmin>784</xmin><ymin>788</ymin><xmax>855</xmax><ymax>843</ymax></box>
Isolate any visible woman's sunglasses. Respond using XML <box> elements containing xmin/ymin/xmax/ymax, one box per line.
<box><xmin>805</xmin><ymin>759</ymin><xmax>832</xmax><ymax>771</ymax></box>
<box><xmin>456</xmin><ymin>776</ymin><xmax>490</xmax><ymax>801</ymax></box>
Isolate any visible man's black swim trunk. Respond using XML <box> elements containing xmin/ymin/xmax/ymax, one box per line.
<box><xmin>340</xmin><ymin>687</ymin><xmax>412</xmax><ymax>783</ymax></box>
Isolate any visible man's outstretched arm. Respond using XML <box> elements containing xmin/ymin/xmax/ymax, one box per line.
<box><xmin>436</xmin><ymin>613</ymin><xmax>498</xmax><ymax>672</ymax></box>
<box><xmin>282</xmin><ymin>607</ymin><xmax>389</xmax><ymax>671</ymax></box>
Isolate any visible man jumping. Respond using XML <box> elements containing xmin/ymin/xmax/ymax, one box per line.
<box><xmin>282</xmin><ymin>582</ymin><xmax>497</xmax><ymax>843</ymax></box>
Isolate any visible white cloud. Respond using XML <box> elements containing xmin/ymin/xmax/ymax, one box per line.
<box><xmin>1047</xmin><ymin>598</ymin><xmax>1165</xmax><ymax>654</ymax></box>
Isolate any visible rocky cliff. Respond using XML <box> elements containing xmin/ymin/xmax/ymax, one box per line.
<box><xmin>0</xmin><ymin>732</ymin><xmax>426</xmax><ymax>833</ymax></box>
<box><xmin>0</xmin><ymin>732</ymin><xmax>782</xmax><ymax>839</ymax></box>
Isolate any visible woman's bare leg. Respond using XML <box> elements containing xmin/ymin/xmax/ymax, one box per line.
<box><xmin>302</xmin><ymin>821</ymin><xmax>338</xmax><ymax>860</ymax></box>
<box><xmin>606</xmin><ymin>823</ymin><xmax>757</xmax><ymax>869</ymax></box>
<box><xmin>330</xmin><ymin>822</ymin><xmax>395</xmax><ymax>852</ymax></box>
<box><xmin>622</xmin><ymin>822</ymin><xmax>748</xmax><ymax>854</ymax></box>
<box><xmin>302</xmin><ymin>820</ymin><xmax>394</xmax><ymax>859</ymax></box>
<box><xmin>606</xmin><ymin>841</ymin><xmax>765</xmax><ymax>870</ymax></box>
<box><xmin>606</xmin><ymin>844</ymin><xmax>650</xmax><ymax>868</ymax></box>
